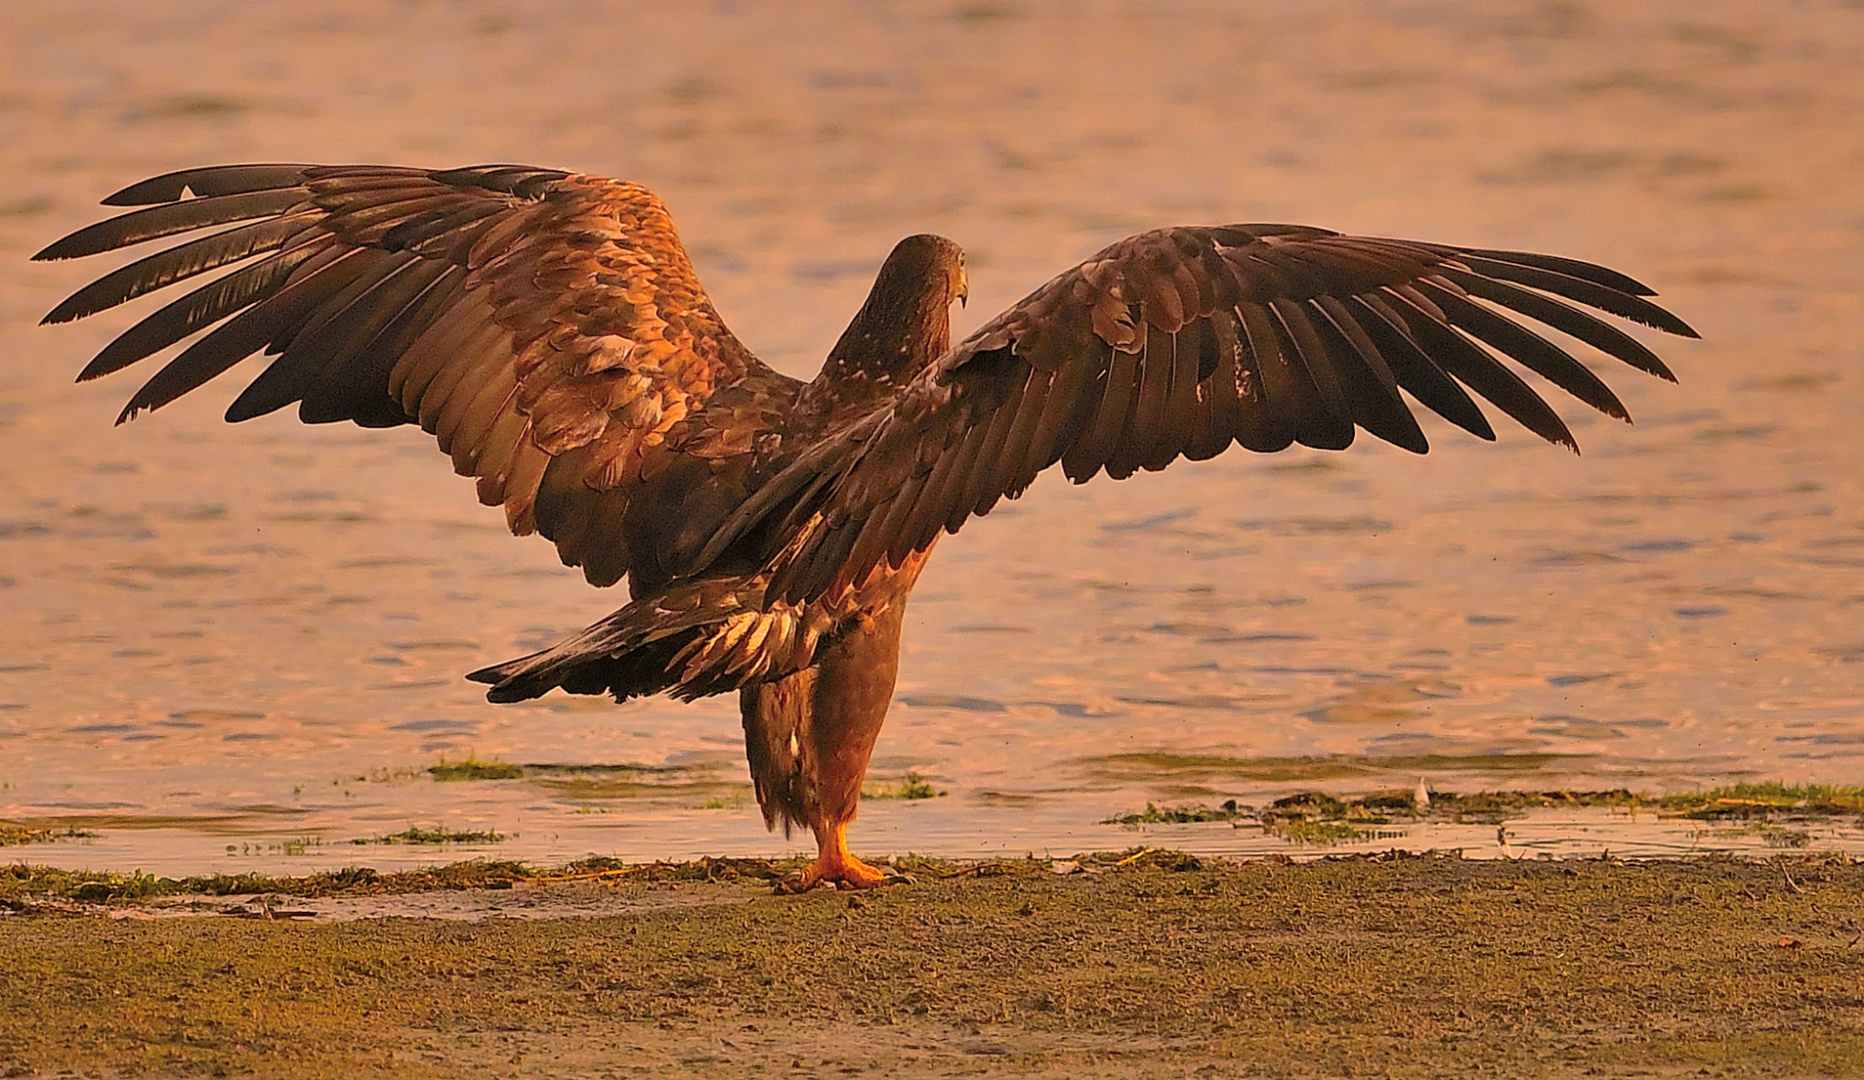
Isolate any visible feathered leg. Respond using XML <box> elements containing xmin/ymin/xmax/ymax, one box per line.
<box><xmin>742</xmin><ymin>560</ymin><xmax>923</xmax><ymax>890</ymax></box>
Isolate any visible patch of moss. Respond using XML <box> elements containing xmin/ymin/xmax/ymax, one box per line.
<box><xmin>0</xmin><ymin>848</ymin><xmax>1240</xmax><ymax>909</ymax></box>
<box><xmin>536</xmin><ymin>854</ymin><xmax>813</xmax><ymax>885</ymax></box>
<box><xmin>1103</xmin><ymin>846</ymin><xmax>1203</xmax><ymax>871</ymax></box>
<box><xmin>1659</xmin><ymin>782</ymin><xmax>1864</xmax><ymax>819</ymax></box>
<box><xmin>427</xmin><ymin>756</ymin><xmax>523</xmax><ymax>782</ymax></box>
<box><xmin>223</xmin><ymin>836</ymin><xmax>325</xmax><ymax>858</ymax></box>
<box><xmin>0</xmin><ymin>861</ymin><xmax>536</xmax><ymax>906</ymax></box>
<box><xmin>1102</xmin><ymin>787</ymin><xmax>1703</xmax><ymax>835</ymax></box>
<box><xmin>1265</xmin><ymin>791</ymin><xmax>1357</xmax><ymax>821</ymax></box>
<box><xmin>0</xmin><ymin>823</ymin><xmax>95</xmax><ymax>846</ymax></box>
<box><xmin>862</xmin><ymin>771</ymin><xmax>945</xmax><ymax>800</ymax></box>
<box><xmin>1424</xmin><ymin>788</ymin><xmax>1651</xmax><ymax>823</ymax></box>
<box><xmin>1103</xmin><ymin>799</ymin><xmax>1250</xmax><ymax>825</ymax></box>
<box><xmin>353</xmin><ymin>826</ymin><xmax>504</xmax><ymax>845</ymax></box>
<box><xmin>1271</xmin><ymin>819</ymin><xmax>1377</xmax><ymax>845</ymax></box>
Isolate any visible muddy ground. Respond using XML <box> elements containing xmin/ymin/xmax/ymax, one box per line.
<box><xmin>2</xmin><ymin>854</ymin><xmax>1861</xmax><ymax>1078</ymax></box>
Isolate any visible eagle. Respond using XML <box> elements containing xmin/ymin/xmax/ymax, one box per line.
<box><xmin>36</xmin><ymin>164</ymin><xmax>1696</xmax><ymax>890</ymax></box>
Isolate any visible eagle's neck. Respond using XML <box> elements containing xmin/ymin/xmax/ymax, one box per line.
<box><xmin>800</xmin><ymin>234</ymin><xmax>963</xmax><ymax>428</ymax></box>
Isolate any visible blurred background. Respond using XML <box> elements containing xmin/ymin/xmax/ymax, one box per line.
<box><xmin>1</xmin><ymin>0</ymin><xmax>1860</xmax><ymax>874</ymax></box>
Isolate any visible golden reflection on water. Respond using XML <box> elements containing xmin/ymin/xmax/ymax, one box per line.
<box><xmin>1</xmin><ymin>0</ymin><xmax>1860</xmax><ymax>872</ymax></box>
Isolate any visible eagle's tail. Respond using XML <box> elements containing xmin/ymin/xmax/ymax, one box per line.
<box><xmin>467</xmin><ymin>574</ymin><xmax>826</xmax><ymax>705</ymax></box>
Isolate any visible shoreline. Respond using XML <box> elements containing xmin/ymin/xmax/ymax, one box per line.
<box><xmin>0</xmin><ymin>843</ymin><xmax>1856</xmax><ymax>913</ymax></box>
<box><xmin>7</xmin><ymin>780</ymin><xmax>1862</xmax><ymax>881</ymax></box>
<box><xmin>3</xmin><ymin>852</ymin><xmax>1861</xmax><ymax>1078</ymax></box>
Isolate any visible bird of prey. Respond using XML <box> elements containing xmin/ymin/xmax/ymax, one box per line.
<box><xmin>36</xmin><ymin>164</ymin><xmax>1696</xmax><ymax>890</ymax></box>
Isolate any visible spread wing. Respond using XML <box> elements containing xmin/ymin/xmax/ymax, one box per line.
<box><xmin>706</xmin><ymin>224</ymin><xmax>1697</xmax><ymax>604</ymax></box>
<box><xmin>35</xmin><ymin>164</ymin><xmax>802</xmax><ymax>591</ymax></box>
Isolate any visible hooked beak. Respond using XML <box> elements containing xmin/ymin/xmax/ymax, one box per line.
<box><xmin>956</xmin><ymin>267</ymin><xmax>969</xmax><ymax>308</ymax></box>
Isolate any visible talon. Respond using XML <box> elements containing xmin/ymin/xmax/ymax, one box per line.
<box><xmin>774</xmin><ymin>821</ymin><xmax>909</xmax><ymax>893</ymax></box>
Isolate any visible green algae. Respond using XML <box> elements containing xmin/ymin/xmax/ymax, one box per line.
<box><xmin>0</xmin><ymin>822</ymin><xmax>93</xmax><ymax>846</ymax></box>
<box><xmin>1273</xmin><ymin>819</ymin><xmax>1387</xmax><ymax>844</ymax></box>
<box><xmin>0</xmin><ymin>861</ymin><xmax>535</xmax><ymax>907</ymax></box>
<box><xmin>861</xmin><ymin>771</ymin><xmax>945</xmax><ymax>800</ymax></box>
<box><xmin>1102</xmin><ymin>799</ymin><xmax>1249</xmax><ymax>825</ymax></box>
<box><xmin>225</xmin><ymin>835</ymin><xmax>325</xmax><ymax>858</ymax></box>
<box><xmin>427</xmin><ymin>756</ymin><xmax>523</xmax><ymax>781</ymax></box>
<box><xmin>1661</xmin><ymin>781</ymin><xmax>1864</xmax><ymax>818</ymax></box>
<box><xmin>353</xmin><ymin>826</ymin><xmax>505</xmax><ymax>845</ymax></box>
<box><xmin>1102</xmin><ymin>783</ymin><xmax>1864</xmax><ymax>844</ymax></box>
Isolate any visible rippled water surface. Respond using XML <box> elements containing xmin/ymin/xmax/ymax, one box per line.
<box><xmin>2</xmin><ymin>1</ymin><xmax>1861</xmax><ymax>874</ymax></box>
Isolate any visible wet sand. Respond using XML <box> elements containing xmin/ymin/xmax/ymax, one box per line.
<box><xmin>3</xmin><ymin>855</ymin><xmax>1861</xmax><ymax>1079</ymax></box>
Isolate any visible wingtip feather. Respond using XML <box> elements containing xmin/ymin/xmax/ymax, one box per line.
<box><xmin>465</xmin><ymin>662</ymin><xmax>508</xmax><ymax>685</ymax></box>
<box><xmin>99</xmin><ymin>164</ymin><xmax>315</xmax><ymax>206</ymax></box>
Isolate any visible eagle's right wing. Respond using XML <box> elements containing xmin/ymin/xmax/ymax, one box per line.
<box><xmin>37</xmin><ymin>164</ymin><xmax>803</xmax><ymax>591</ymax></box>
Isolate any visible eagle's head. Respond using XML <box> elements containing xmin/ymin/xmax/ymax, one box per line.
<box><xmin>814</xmin><ymin>234</ymin><xmax>967</xmax><ymax>403</ymax></box>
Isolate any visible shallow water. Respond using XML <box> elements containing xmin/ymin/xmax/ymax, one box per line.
<box><xmin>1</xmin><ymin>1</ymin><xmax>1861</xmax><ymax>874</ymax></box>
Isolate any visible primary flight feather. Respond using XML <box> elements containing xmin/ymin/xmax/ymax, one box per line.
<box><xmin>37</xmin><ymin>163</ymin><xmax>1695</xmax><ymax>889</ymax></box>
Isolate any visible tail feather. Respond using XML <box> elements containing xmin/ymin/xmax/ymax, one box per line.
<box><xmin>467</xmin><ymin>573</ymin><xmax>827</xmax><ymax>704</ymax></box>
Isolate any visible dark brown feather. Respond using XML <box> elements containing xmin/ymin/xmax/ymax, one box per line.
<box><xmin>1448</xmin><ymin>253</ymin><xmax>1696</xmax><ymax>336</ymax></box>
<box><xmin>36</xmin><ymin>189</ymin><xmax>308</xmax><ymax>262</ymax></box>
<box><xmin>1305</xmin><ymin>298</ymin><xmax>1428</xmax><ymax>453</ymax></box>
<box><xmin>1069</xmin><ymin>342</ymin><xmax>1139</xmax><ymax>480</ymax></box>
<box><xmin>1269</xmin><ymin>298</ymin><xmax>1356</xmax><ymax>450</ymax></box>
<box><xmin>100</xmin><ymin>164</ymin><xmax>322</xmax><ymax>206</ymax></box>
<box><xmin>1440</xmin><ymin>268</ymin><xmax>1678</xmax><ymax>382</ymax></box>
<box><xmin>1420</xmin><ymin>280</ymin><xmax>1628</xmax><ymax>422</ymax></box>
<box><xmin>76</xmin><ymin>240</ymin><xmax>328</xmax><ymax>382</ymax></box>
<box><xmin>298</xmin><ymin>259</ymin><xmax>458</xmax><ymax>424</ymax></box>
<box><xmin>1350</xmin><ymin>293</ymin><xmax>1495</xmax><ymax>440</ymax></box>
<box><xmin>1126</xmin><ymin>322</ymin><xmax>1176</xmax><ymax>472</ymax></box>
<box><xmin>714</xmin><ymin>224</ymin><xmax>1692</xmax><ymax>607</ymax></box>
<box><xmin>226</xmin><ymin>248</ymin><xmax>407</xmax><ymax>421</ymax></box>
<box><xmin>41</xmin><ymin>163</ymin><xmax>799</xmax><ymax>591</ymax></box>
<box><xmin>1223</xmin><ymin>306</ymin><xmax>1298</xmax><ymax>453</ymax></box>
<box><xmin>42</xmin><ymin>212</ymin><xmax>322</xmax><ymax>324</ymax></box>
<box><xmin>1442</xmin><ymin>245</ymin><xmax>1660</xmax><ymax>296</ymax></box>
<box><xmin>1381</xmin><ymin>285</ymin><xmax>1575</xmax><ymax>450</ymax></box>
<box><xmin>121</xmin><ymin>244</ymin><xmax>371</xmax><ymax>423</ymax></box>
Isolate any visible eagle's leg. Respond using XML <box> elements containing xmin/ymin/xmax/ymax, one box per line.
<box><xmin>801</xmin><ymin>820</ymin><xmax>890</xmax><ymax>891</ymax></box>
<box><xmin>743</xmin><ymin>567</ymin><xmax>921</xmax><ymax>891</ymax></box>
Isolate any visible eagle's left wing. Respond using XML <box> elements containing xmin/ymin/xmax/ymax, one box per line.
<box><xmin>701</xmin><ymin>224</ymin><xmax>1697</xmax><ymax>604</ymax></box>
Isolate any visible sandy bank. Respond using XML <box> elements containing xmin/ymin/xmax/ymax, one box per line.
<box><xmin>2</xmin><ymin>853</ymin><xmax>1860</xmax><ymax>1078</ymax></box>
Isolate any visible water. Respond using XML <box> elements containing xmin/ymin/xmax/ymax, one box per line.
<box><xmin>1</xmin><ymin>0</ymin><xmax>1861</xmax><ymax>875</ymax></box>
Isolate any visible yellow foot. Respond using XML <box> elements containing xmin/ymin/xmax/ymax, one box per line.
<box><xmin>776</xmin><ymin>822</ymin><xmax>913</xmax><ymax>893</ymax></box>
<box><xmin>780</xmin><ymin>854</ymin><xmax>891</xmax><ymax>893</ymax></box>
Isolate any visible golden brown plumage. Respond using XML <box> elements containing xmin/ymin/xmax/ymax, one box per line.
<box><xmin>36</xmin><ymin>163</ymin><xmax>1696</xmax><ymax>889</ymax></box>
<box><xmin>38</xmin><ymin>165</ymin><xmax>796</xmax><ymax>590</ymax></box>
